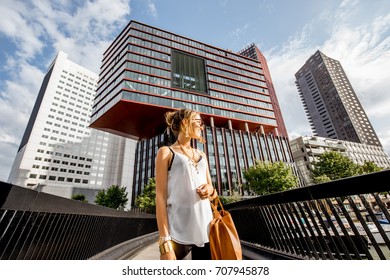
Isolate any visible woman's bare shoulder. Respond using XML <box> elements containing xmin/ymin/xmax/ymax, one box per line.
<box><xmin>157</xmin><ymin>146</ymin><xmax>173</xmax><ymax>158</ymax></box>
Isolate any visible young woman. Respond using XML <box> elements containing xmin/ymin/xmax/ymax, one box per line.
<box><xmin>155</xmin><ymin>109</ymin><xmax>218</xmax><ymax>260</ymax></box>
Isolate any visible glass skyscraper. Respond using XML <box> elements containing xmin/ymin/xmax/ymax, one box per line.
<box><xmin>90</xmin><ymin>21</ymin><xmax>298</xmax><ymax>203</ymax></box>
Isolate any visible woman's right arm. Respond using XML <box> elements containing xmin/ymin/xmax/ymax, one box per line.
<box><xmin>155</xmin><ymin>146</ymin><xmax>176</xmax><ymax>260</ymax></box>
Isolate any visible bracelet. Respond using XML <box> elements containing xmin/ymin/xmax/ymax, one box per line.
<box><xmin>210</xmin><ymin>188</ymin><xmax>216</xmax><ymax>197</ymax></box>
<box><xmin>159</xmin><ymin>240</ymin><xmax>173</xmax><ymax>255</ymax></box>
<box><xmin>159</xmin><ymin>235</ymin><xmax>172</xmax><ymax>245</ymax></box>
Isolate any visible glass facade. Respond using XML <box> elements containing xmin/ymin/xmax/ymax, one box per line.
<box><xmin>172</xmin><ymin>50</ymin><xmax>207</xmax><ymax>93</ymax></box>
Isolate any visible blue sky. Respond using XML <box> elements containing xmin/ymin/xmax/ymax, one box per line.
<box><xmin>1</xmin><ymin>0</ymin><xmax>390</xmax><ymax>181</ymax></box>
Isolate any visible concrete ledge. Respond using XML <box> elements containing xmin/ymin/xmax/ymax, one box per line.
<box><xmin>89</xmin><ymin>231</ymin><xmax>159</xmax><ymax>260</ymax></box>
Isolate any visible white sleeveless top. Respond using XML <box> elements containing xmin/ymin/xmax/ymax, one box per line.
<box><xmin>166</xmin><ymin>148</ymin><xmax>213</xmax><ymax>247</ymax></box>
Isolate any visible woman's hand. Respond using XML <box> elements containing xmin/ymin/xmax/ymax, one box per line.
<box><xmin>196</xmin><ymin>184</ymin><xmax>213</xmax><ymax>199</ymax></box>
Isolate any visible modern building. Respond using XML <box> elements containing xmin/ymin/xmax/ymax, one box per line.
<box><xmin>295</xmin><ymin>50</ymin><xmax>382</xmax><ymax>147</ymax></box>
<box><xmin>90</xmin><ymin>20</ymin><xmax>300</xmax><ymax>203</ymax></box>
<box><xmin>290</xmin><ymin>135</ymin><xmax>390</xmax><ymax>185</ymax></box>
<box><xmin>8</xmin><ymin>51</ymin><xmax>136</xmax><ymax>204</ymax></box>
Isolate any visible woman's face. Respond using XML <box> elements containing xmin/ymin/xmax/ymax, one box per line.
<box><xmin>190</xmin><ymin>113</ymin><xmax>204</xmax><ymax>138</ymax></box>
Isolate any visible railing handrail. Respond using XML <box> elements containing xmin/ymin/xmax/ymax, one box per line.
<box><xmin>0</xmin><ymin>181</ymin><xmax>154</xmax><ymax>218</ymax></box>
<box><xmin>226</xmin><ymin>169</ymin><xmax>390</xmax><ymax>210</ymax></box>
<box><xmin>224</xmin><ymin>169</ymin><xmax>390</xmax><ymax>260</ymax></box>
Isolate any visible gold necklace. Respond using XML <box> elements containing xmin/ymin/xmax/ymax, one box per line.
<box><xmin>177</xmin><ymin>140</ymin><xmax>199</xmax><ymax>174</ymax></box>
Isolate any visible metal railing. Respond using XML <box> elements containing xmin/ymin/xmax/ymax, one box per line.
<box><xmin>2</xmin><ymin>170</ymin><xmax>389</xmax><ymax>260</ymax></box>
<box><xmin>0</xmin><ymin>182</ymin><xmax>157</xmax><ymax>260</ymax></box>
<box><xmin>226</xmin><ymin>169</ymin><xmax>390</xmax><ymax>260</ymax></box>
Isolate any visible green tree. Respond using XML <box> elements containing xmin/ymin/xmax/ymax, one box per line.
<box><xmin>95</xmin><ymin>185</ymin><xmax>128</xmax><ymax>210</ymax></box>
<box><xmin>135</xmin><ymin>177</ymin><xmax>156</xmax><ymax>213</ymax></box>
<box><xmin>243</xmin><ymin>161</ymin><xmax>298</xmax><ymax>195</ymax></box>
<box><xmin>71</xmin><ymin>194</ymin><xmax>88</xmax><ymax>203</ymax></box>
<box><xmin>311</xmin><ymin>151</ymin><xmax>360</xmax><ymax>183</ymax></box>
<box><xmin>219</xmin><ymin>190</ymin><xmax>241</xmax><ymax>205</ymax></box>
<box><xmin>312</xmin><ymin>174</ymin><xmax>331</xmax><ymax>184</ymax></box>
<box><xmin>358</xmin><ymin>161</ymin><xmax>382</xmax><ymax>174</ymax></box>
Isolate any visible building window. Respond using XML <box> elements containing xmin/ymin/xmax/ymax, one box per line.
<box><xmin>171</xmin><ymin>50</ymin><xmax>207</xmax><ymax>93</ymax></box>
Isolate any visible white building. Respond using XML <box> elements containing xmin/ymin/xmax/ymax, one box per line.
<box><xmin>8</xmin><ymin>51</ymin><xmax>136</xmax><ymax>205</ymax></box>
<box><xmin>290</xmin><ymin>135</ymin><xmax>390</xmax><ymax>185</ymax></box>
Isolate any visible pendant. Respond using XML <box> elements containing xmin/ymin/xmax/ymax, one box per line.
<box><xmin>188</xmin><ymin>158</ymin><xmax>199</xmax><ymax>174</ymax></box>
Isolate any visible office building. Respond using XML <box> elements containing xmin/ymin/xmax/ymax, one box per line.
<box><xmin>295</xmin><ymin>50</ymin><xmax>382</xmax><ymax>147</ymax></box>
<box><xmin>8</xmin><ymin>51</ymin><xmax>136</xmax><ymax>203</ymax></box>
<box><xmin>90</xmin><ymin>21</ymin><xmax>298</xmax><ymax>203</ymax></box>
<box><xmin>290</xmin><ymin>135</ymin><xmax>390</xmax><ymax>185</ymax></box>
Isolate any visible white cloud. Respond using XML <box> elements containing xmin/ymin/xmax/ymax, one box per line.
<box><xmin>147</xmin><ymin>0</ymin><xmax>158</xmax><ymax>17</ymax></box>
<box><xmin>0</xmin><ymin>0</ymin><xmax>44</xmax><ymax>60</ymax></box>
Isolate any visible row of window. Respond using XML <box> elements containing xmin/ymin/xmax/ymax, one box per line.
<box><xmin>28</xmin><ymin>174</ymin><xmax>88</xmax><ymax>184</ymax></box>
<box><xmin>207</xmin><ymin>60</ymin><xmax>263</xmax><ymax>79</ymax></box>
<box><xmin>62</xmin><ymin>70</ymin><xmax>97</xmax><ymax>87</ymax></box>
<box><xmin>129</xmin><ymin>29</ymin><xmax>261</xmax><ymax>73</ymax></box>
<box><xmin>208</xmin><ymin>67</ymin><xmax>265</xmax><ymax>87</ymax></box>
<box><xmin>59</xmin><ymin>75</ymin><xmax>95</xmax><ymax>91</ymax></box>
<box><xmin>35</xmin><ymin>151</ymin><xmax>93</xmax><ymax>162</ymax></box>
<box><xmin>51</xmin><ymin>101</ymin><xmax>90</xmax><ymax>114</ymax></box>
<box><xmin>209</xmin><ymin>74</ymin><xmax>267</xmax><ymax>92</ymax></box>
<box><xmin>121</xmin><ymin>81</ymin><xmax>276</xmax><ymax>122</ymax></box>
<box><xmin>131</xmin><ymin>22</ymin><xmax>260</xmax><ymax>68</ymax></box>
<box><xmin>95</xmin><ymin>51</ymin><xmax>172</xmax><ymax>105</ymax></box>
<box><xmin>42</xmin><ymin>132</ymin><xmax>84</xmax><ymax>142</ymax></box>
<box><xmin>57</xmin><ymin>82</ymin><xmax>95</xmax><ymax>97</ymax></box>
<box><xmin>34</xmin><ymin>157</ymin><xmax>92</xmax><ymax>168</ymax></box>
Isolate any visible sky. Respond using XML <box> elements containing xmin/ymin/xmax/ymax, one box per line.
<box><xmin>1</xmin><ymin>0</ymin><xmax>390</xmax><ymax>181</ymax></box>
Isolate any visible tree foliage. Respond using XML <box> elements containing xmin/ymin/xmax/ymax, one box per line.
<box><xmin>95</xmin><ymin>185</ymin><xmax>128</xmax><ymax>210</ymax></box>
<box><xmin>358</xmin><ymin>161</ymin><xmax>382</xmax><ymax>174</ymax></box>
<box><xmin>219</xmin><ymin>191</ymin><xmax>241</xmax><ymax>205</ymax></box>
<box><xmin>71</xmin><ymin>194</ymin><xmax>88</xmax><ymax>203</ymax></box>
<box><xmin>135</xmin><ymin>177</ymin><xmax>156</xmax><ymax>213</ymax></box>
<box><xmin>243</xmin><ymin>161</ymin><xmax>298</xmax><ymax>196</ymax></box>
<box><xmin>311</xmin><ymin>151</ymin><xmax>383</xmax><ymax>183</ymax></box>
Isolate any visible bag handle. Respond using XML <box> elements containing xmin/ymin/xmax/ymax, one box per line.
<box><xmin>210</xmin><ymin>196</ymin><xmax>224</xmax><ymax>217</ymax></box>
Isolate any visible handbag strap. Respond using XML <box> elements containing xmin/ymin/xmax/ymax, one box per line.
<box><xmin>210</xmin><ymin>196</ymin><xmax>224</xmax><ymax>217</ymax></box>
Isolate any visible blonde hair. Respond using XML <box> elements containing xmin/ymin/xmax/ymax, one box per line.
<box><xmin>165</xmin><ymin>109</ymin><xmax>205</xmax><ymax>143</ymax></box>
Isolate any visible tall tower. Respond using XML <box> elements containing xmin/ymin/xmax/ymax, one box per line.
<box><xmin>8</xmin><ymin>51</ymin><xmax>136</xmax><ymax>203</ymax></box>
<box><xmin>295</xmin><ymin>50</ymin><xmax>382</xmax><ymax>147</ymax></box>
<box><xmin>238</xmin><ymin>43</ymin><xmax>288</xmax><ymax>138</ymax></box>
<box><xmin>90</xmin><ymin>21</ymin><xmax>299</xmax><ymax>201</ymax></box>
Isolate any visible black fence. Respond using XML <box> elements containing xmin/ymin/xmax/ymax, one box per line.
<box><xmin>226</xmin><ymin>169</ymin><xmax>390</xmax><ymax>260</ymax></box>
<box><xmin>2</xmin><ymin>170</ymin><xmax>390</xmax><ymax>260</ymax></box>
<box><xmin>0</xmin><ymin>182</ymin><xmax>157</xmax><ymax>260</ymax></box>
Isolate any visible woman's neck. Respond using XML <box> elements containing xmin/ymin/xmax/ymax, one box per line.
<box><xmin>177</xmin><ymin>135</ymin><xmax>191</xmax><ymax>148</ymax></box>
